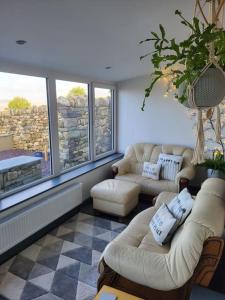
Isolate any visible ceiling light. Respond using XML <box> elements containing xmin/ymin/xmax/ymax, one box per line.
<box><xmin>16</xmin><ymin>40</ymin><xmax>27</xmax><ymax>45</ymax></box>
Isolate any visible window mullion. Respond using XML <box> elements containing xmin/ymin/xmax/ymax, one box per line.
<box><xmin>113</xmin><ymin>88</ymin><xmax>117</xmax><ymax>152</ymax></box>
<box><xmin>89</xmin><ymin>83</ymin><xmax>95</xmax><ymax>162</ymax></box>
<box><xmin>47</xmin><ymin>77</ymin><xmax>60</xmax><ymax>175</ymax></box>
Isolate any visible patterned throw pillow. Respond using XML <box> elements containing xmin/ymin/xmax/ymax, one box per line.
<box><xmin>167</xmin><ymin>188</ymin><xmax>193</xmax><ymax>225</ymax></box>
<box><xmin>149</xmin><ymin>203</ymin><xmax>179</xmax><ymax>245</ymax></box>
<box><xmin>157</xmin><ymin>153</ymin><xmax>183</xmax><ymax>181</ymax></box>
<box><xmin>142</xmin><ymin>162</ymin><xmax>161</xmax><ymax>180</ymax></box>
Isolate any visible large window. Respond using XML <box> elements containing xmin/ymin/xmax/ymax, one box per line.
<box><xmin>56</xmin><ymin>80</ymin><xmax>89</xmax><ymax>171</ymax></box>
<box><xmin>94</xmin><ymin>87</ymin><xmax>114</xmax><ymax>158</ymax></box>
<box><xmin>0</xmin><ymin>72</ymin><xmax>51</xmax><ymax>195</ymax></box>
<box><xmin>0</xmin><ymin>71</ymin><xmax>116</xmax><ymax>198</ymax></box>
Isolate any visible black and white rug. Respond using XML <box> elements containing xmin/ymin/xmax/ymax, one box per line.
<box><xmin>0</xmin><ymin>212</ymin><xmax>126</xmax><ymax>300</ymax></box>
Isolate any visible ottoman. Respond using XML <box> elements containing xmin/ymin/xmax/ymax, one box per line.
<box><xmin>91</xmin><ymin>179</ymin><xmax>140</xmax><ymax>217</ymax></box>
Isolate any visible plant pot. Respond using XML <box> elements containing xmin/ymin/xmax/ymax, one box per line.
<box><xmin>207</xmin><ymin>169</ymin><xmax>225</xmax><ymax>180</ymax></box>
<box><xmin>179</xmin><ymin>66</ymin><xmax>225</xmax><ymax>109</ymax></box>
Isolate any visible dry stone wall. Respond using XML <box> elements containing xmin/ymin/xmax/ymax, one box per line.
<box><xmin>0</xmin><ymin>95</ymin><xmax>113</xmax><ymax>170</ymax></box>
<box><xmin>57</xmin><ymin>95</ymin><xmax>112</xmax><ymax>169</ymax></box>
<box><xmin>0</xmin><ymin>106</ymin><xmax>49</xmax><ymax>152</ymax></box>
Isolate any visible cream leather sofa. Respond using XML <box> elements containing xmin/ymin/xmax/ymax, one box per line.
<box><xmin>112</xmin><ymin>143</ymin><xmax>195</xmax><ymax>196</ymax></box>
<box><xmin>98</xmin><ymin>178</ymin><xmax>225</xmax><ymax>300</ymax></box>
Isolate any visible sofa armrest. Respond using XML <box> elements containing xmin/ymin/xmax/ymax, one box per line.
<box><xmin>192</xmin><ymin>237</ymin><xmax>224</xmax><ymax>287</ymax></box>
<box><xmin>102</xmin><ymin>242</ymin><xmax>175</xmax><ymax>291</ymax></box>
<box><xmin>112</xmin><ymin>158</ymin><xmax>130</xmax><ymax>177</ymax></box>
<box><xmin>175</xmin><ymin>167</ymin><xmax>195</xmax><ymax>191</ymax></box>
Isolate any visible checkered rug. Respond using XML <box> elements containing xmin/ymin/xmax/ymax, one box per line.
<box><xmin>0</xmin><ymin>212</ymin><xmax>126</xmax><ymax>300</ymax></box>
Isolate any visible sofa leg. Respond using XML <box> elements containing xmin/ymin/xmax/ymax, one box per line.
<box><xmin>97</xmin><ymin>260</ymin><xmax>118</xmax><ymax>292</ymax></box>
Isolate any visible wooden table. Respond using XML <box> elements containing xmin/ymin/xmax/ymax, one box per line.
<box><xmin>95</xmin><ymin>285</ymin><xmax>144</xmax><ymax>300</ymax></box>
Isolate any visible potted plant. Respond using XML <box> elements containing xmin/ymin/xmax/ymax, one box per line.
<box><xmin>199</xmin><ymin>150</ymin><xmax>225</xmax><ymax>180</ymax></box>
<box><xmin>140</xmin><ymin>9</ymin><xmax>225</xmax><ymax>110</ymax></box>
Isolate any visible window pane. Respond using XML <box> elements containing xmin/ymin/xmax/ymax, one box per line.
<box><xmin>0</xmin><ymin>72</ymin><xmax>51</xmax><ymax>196</ymax></box>
<box><xmin>94</xmin><ymin>87</ymin><xmax>113</xmax><ymax>157</ymax></box>
<box><xmin>56</xmin><ymin>80</ymin><xmax>89</xmax><ymax>171</ymax></box>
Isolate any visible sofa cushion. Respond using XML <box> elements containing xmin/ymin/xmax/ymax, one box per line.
<box><xmin>168</xmin><ymin>188</ymin><xmax>193</xmax><ymax>224</ymax></box>
<box><xmin>142</xmin><ymin>162</ymin><xmax>161</xmax><ymax>180</ymax></box>
<box><xmin>116</xmin><ymin>173</ymin><xmax>178</xmax><ymax>196</ymax></box>
<box><xmin>113</xmin><ymin>206</ymin><xmax>170</xmax><ymax>253</ymax></box>
<box><xmin>138</xmin><ymin>232</ymin><xmax>170</xmax><ymax>253</ymax></box>
<box><xmin>150</xmin><ymin>203</ymin><xmax>179</xmax><ymax>245</ymax></box>
<box><xmin>157</xmin><ymin>153</ymin><xmax>183</xmax><ymax>181</ymax></box>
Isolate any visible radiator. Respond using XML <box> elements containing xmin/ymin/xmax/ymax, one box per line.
<box><xmin>0</xmin><ymin>182</ymin><xmax>82</xmax><ymax>255</ymax></box>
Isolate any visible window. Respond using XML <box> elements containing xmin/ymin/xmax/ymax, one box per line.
<box><xmin>56</xmin><ymin>80</ymin><xmax>89</xmax><ymax>171</ymax></box>
<box><xmin>94</xmin><ymin>87</ymin><xmax>114</xmax><ymax>158</ymax></box>
<box><xmin>0</xmin><ymin>70</ymin><xmax>116</xmax><ymax>198</ymax></box>
<box><xmin>0</xmin><ymin>72</ymin><xmax>51</xmax><ymax>195</ymax></box>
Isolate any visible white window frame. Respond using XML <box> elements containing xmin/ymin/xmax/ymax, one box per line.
<box><xmin>91</xmin><ymin>83</ymin><xmax>116</xmax><ymax>161</ymax></box>
<box><xmin>55</xmin><ymin>79</ymin><xmax>91</xmax><ymax>173</ymax></box>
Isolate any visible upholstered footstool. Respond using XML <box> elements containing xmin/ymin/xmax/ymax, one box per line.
<box><xmin>91</xmin><ymin>179</ymin><xmax>140</xmax><ymax>217</ymax></box>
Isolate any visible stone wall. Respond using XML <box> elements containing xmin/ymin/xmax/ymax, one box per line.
<box><xmin>0</xmin><ymin>95</ymin><xmax>113</xmax><ymax>170</ymax></box>
<box><xmin>95</xmin><ymin>97</ymin><xmax>113</xmax><ymax>156</ymax></box>
<box><xmin>0</xmin><ymin>106</ymin><xmax>49</xmax><ymax>152</ymax></box>
<box><xmin>0</xmin><ymin>160</ymin><xmax>42</xmax><ymax>194</ymax></box>
<box><xmin>57</xmin><ymin>95</ymin><xmax>89</xmax><ymax>169</ymax></box>
<box><xmin>58</xmin><ymin>95</ymin><xmax>112</xmax><ymax>169</ymax></box>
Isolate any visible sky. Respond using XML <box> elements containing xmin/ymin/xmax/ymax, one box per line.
<box><xmin>0</xmin><ymin>72</ymin><xmax>111</xmax><ymax>111</ymax></box>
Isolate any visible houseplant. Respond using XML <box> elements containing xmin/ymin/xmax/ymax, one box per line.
<box><xmin>140</xmin><ymin>9</ymin><xmax>225</xmax><ymax>111</ymax></box>
<box><xmin>199</xmin><ymin>150</ymin><xmax>225</xmax><ymax>179</ymax></box>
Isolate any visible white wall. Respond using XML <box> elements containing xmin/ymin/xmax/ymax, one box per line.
<box><xmin>117</xmin><ymin>75</ymin><xmax>195</xmax><ymax>153</ymax></box>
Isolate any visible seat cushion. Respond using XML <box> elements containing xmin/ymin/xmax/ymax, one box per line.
<box><xmin>112</xmin><ymin>206</ymin><xmax>170</xmax><ymax>254</ymax></box>
<box><xmin>116</xmin><ymin>174</ymin><xmax>178</xmax><ymax>196</ymax></box>
<box><xmin>91</xmin><ymin>179</ymin><xmax>140</xmax><ymax>204</ymax></box>
<box><xmin>138</xmin><ymin>232</ymin><xmax>170</xmax><ymax>253</ymax></box>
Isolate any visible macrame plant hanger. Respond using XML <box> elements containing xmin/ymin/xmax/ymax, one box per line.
<box><xmin>191</xmin><ymin>0</ymin><xmax>225</xmax><ymax>164</ymax></box>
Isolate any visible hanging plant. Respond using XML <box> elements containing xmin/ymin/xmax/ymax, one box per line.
<box><xmin>140</xmin><ymin>9</ymin><xmax>225</xmax><ymax>111</ymax></box>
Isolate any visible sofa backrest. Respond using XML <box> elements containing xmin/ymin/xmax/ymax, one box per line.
<box><xmin>124</xmin><ymin>143</ymin><xmax>193</xmax><ymax>175</ymax></box>
<box><xmin>167</xmin><ymin>178</ymin><xmax>225</xmax><ymax>287</ymax></box>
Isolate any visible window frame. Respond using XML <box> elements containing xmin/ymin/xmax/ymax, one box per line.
<box><xmin>0</xmin><ymin>67</ymin><xmax>117</xmax><ymax>199</ymax></box>
<box><xmin>91</xmin><ymin>83</ymin><xmax>116</xmax><ymax>161</ymax></box>
<box><xmin>0</xmin><ymin>72</ymin><xmax>54</xmax><ymax>199</ymax></box>
<box><xmin>55</xmin><ymin>79</ymin><xmax>91</xmax><ymax>173</ymax></box>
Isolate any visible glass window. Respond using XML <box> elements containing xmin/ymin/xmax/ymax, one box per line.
<box><xmin>0</xmin><ymin>72</ymin><xmax>51</xmax><ymax>196</ymax></box>
<box><xmin>56</xmin><ymin>80</ymin><xmax>89</xmax><ymax>171</ymax></box>
<box><xmin>94</xmin><ymin>87</ymin><xmax>114</xmax><ymax>157</ymax></box>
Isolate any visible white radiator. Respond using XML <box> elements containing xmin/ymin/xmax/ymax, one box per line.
<box><xmin>0</xmin><ymin>182</ymin><xmax>82</xmax><ymax>255</ymax></box>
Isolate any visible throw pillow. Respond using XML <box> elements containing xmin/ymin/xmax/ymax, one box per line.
<box><xmin>167</xmin><ymin>188</ymin><xmax>193</xmax><ymax>225</ymax></box>
<box><xmin>157</xmin><ymin>153</ymin><xmax>183</xmax><ymax>181</ymax></box>
<box><xmin>149</xmin><ymin>203</ymin><xmax>179</xmax><ymax>246</ymax></box>
<box><xmin>142</xmin><ymin>162</ymin><xmax>161</xmax><ymax>180</ymax></box>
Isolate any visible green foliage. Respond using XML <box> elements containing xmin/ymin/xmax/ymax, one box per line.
<box><xmin>8</xmin><ymin>97</ymin><xmax>31</xmax><ymax>110</ymax></box>
<box><xmin>140</xmin><ymin>10</ymin><xmax>225</xmax><ymax>110</ymax></box>
<box><xmin>67</xmin><ymin>87</ymin><xmax>86</xmax><ymax>98</ymax></box>
<box><xmin>198</xmin><ymin>151</ymin><xmax>225</xmax><ymax>173</ymax></box>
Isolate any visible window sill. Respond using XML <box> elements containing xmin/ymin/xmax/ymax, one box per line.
<box><xmin>0</xmin><ymin>153</ymin><xmax>123</xmax><ymax>213</ymax></box>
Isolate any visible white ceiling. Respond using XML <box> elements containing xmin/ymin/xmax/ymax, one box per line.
<box><xmin>0</xmin><ymin>0</ymin><xmax>195</xmax><ymax>82</ymax></box>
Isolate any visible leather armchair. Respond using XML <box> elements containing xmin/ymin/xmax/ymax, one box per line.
<box><xmin>98</xmin><ymin>178</ymin><xmax>225</xmax><ymax>300</ymax></box>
